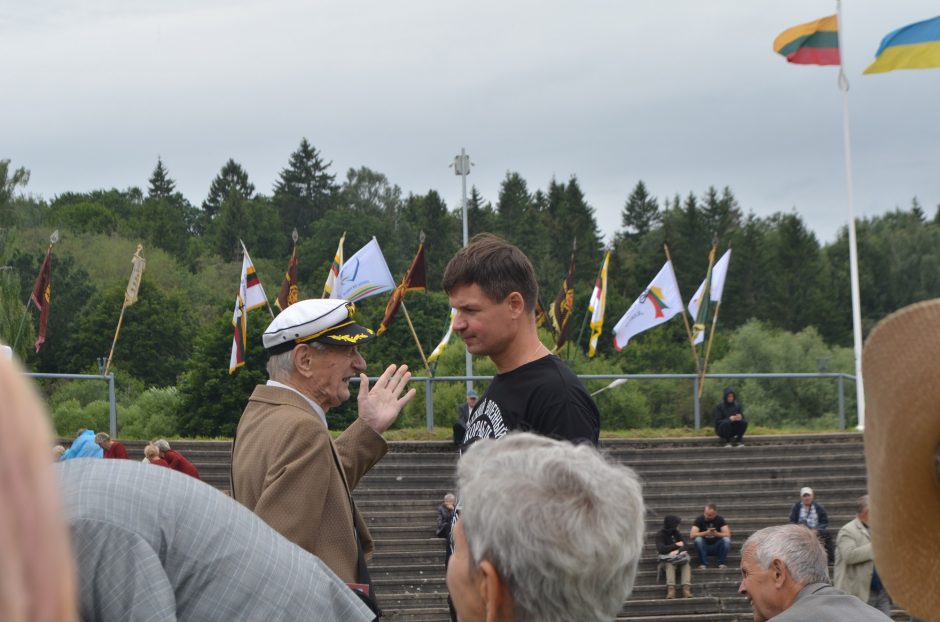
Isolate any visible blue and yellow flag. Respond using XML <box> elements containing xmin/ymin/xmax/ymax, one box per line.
<box><xmin>865</xmin><ymin>15</ymin><xmax>940</xmax><ymax>74</ymax></box>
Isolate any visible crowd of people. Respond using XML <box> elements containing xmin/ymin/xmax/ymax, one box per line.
<box><xmin>4</xmin><ymin>234</ymin><xmax>934</xmax><ymax>622</ymax></box>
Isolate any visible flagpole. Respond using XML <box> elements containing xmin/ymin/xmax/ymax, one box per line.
<box><xmin>663</xmin><ymin>244</ymin><xmax>700</xmax><ymax>369</ymax></box>
<box><xmin>698</xmin><ymin>301</ymin><xmax>723</xmax><ymax>399</ymax></box>
<box><xmin>575</xmin><ymin>250</ymin><xmax>607</xmax><ymax>355</ymax></box>
<box><xmin>837</xmin><ymin>0</ymin><xmax>866</xmax><ymax>429</ymax></box>
<box><xmin>400</xmin><ymin>300</ymin><xmax>432</xmax><ymax>376</ymax></box>
<box><xmin>693</xmin><ymin>242</ymin><xmax>717</xmax><ymax>391</ymax></box>
<box><xmin>11</xmin><ymin>290</ymin><xmax>35</xmax><ymax>351</ymax></box>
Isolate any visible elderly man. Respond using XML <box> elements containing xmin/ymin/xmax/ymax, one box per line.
<box><xmin>58</xmin><ymin>459</ymin><xmax>375</xmax><ymax>622</ymax></box>
<box><xmin>232</xmin><ymin>298</ymin><xmax>415</xmax><ymax>596</ymax></box>
<box><xmin>447</xmin><ymin>433</ymin><xmax>645</xmax><ymax>622</ymax></box>
<box><xmin>834</xmin><ymin>495</ymin><xmax>892</xmax><ymax>615</ymax></box>
<box><xmin>739</xmin><ymin>524</ymin><xmax>891</xmax><ymax>621</ymax></box>
<box><xmin>94</xmin><ymin>432</ymin><xmax>129</xmax><ymax>459</ymax></box>
<box><xmin>154</xmin><ymin>439</ymin><xmax>200</xmax><ymax>479</ymax></box>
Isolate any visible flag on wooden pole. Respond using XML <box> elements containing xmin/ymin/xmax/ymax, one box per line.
<box><xmin>29</xmin><ymin>244</ymin><xmax>53</xmax><ymax>352</ymax></box>
<box><xmin>276</xmin><ymin>230</ymin><xmax>299</xmax><ymax>310</ymax></box>
<box><xmin>322</xmin><ymin>232</ymin><xmax>345</xmax><ymax>299</ymax></box>
<box><xmin>124</xmin><ymin>244</ymin><xmax>146</xmax><ymax>306</ymax></box>
<box><xmin>612</xmin><ymin>260</ymin><xmax>683</xmax><ymax>351</ymax></box>
<box><xmin>229</xmin><ymin>245</ymin><xmax>270</xmax><ymax>373</ymax></box>
<box><xmin>338</xmin><ymin>237</ymin><xmax>396</xmax><ymax>303</ymax></box>
<box><xmin>377</xmin><ymin>240</ymin><xmax>427</xmax><ymax>335</ymax></box>
<box><xmin>549</xmin><ymin>244</ymin><xmax>577</xmax><ymax>352</ymax></box>
<box><xmin>587</xmin><ymin>251</ymin><xmax>610</xmax><ymax>358</ymax></box>
<box><xmin>427</xmin><ymin>308</ymin><xmax>457</xmax><ymax>365</ymax></box>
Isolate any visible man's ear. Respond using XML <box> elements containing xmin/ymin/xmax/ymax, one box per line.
<box><xmin>771</xmin><ymin>558</ymin><xmax>788</xmax><ymax>588</ymax></box>
<box><xmin>478</xmin><ymin>560</ymin><xmax>513</xmax><ymax>622</ymax></box>
<box><xmin>506</xmin><ymin>292</ymin><xmax>525</xmax><ymax>319</ymax></box>
<box><xmin>292</xmin><ymin>344</ymin><xmax>315</xmax><ymax>377</ymax></box>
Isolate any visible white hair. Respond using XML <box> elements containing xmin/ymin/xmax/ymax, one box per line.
<box><xmin>457</xmin><ymin>433</ymin><xmax>645</xmax><ymax>622</ymax></box>
<box><xmin>444</xmin><ymin>493</ymin><xmax>456</xmax><ymax>504</ymax></box>
<box><xmin>265</xmin><ymin>343</ymin><xmax>325</xmax><ymax>380</ymax></box>
<box><xmin>743</xmin><ymin>524</ymin><xmax>829</xmax><ymax>586</ymax></box>
<box><xmin>154</xmin><ymin>439</ymin><xmax>171</xmax><ymax>452</ymax></box>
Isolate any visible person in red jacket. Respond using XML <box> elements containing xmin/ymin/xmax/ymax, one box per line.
<box><xmin>154</xmin><ymin>439</ymin><xmax>200</xmax><ymax>479</ymax></box>
<box><xmin>95</xmin><ymin>432</ymin><xmax>129</xmax><ymax>459</ymax></box>
<box><xmin>144</xmin><ymin>444</ymin><xmax>170</xmax><ymax>467</ymax></box>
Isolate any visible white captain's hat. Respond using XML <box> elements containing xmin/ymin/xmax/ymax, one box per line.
<box><xmin>263</xmin><ymin>299</ymin><xmax>376</xmax><ymax>354</ymax></box>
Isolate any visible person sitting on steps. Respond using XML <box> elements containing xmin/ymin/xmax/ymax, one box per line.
<box><xmin>656</xmin><ymin>515</ymin><xmax>693</xmax><ymax>599</ymax></box>
<box><xmin>714</xmin><ymin>387</ymin><xmax>748</xmax><ymax>447</ymax></box>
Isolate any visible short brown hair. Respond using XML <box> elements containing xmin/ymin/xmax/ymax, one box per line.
<box><xmin>442</xmin><ymin>233</ymin><xmax>538</xmax><ymax>311</ymax></box>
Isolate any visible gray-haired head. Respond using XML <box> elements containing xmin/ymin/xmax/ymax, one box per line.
<box><xmin>742</xmin><ymin>524</ymin><xmax>829</xmax><ymax>587</ymax></box>
<box><xmin>456</xmin><ymin>432</ymin><xmax>645</xmax><ymax>622</ymax></box>
<box><xmin>856</xmin><ymin>494</ymin><xmax>870</xmax><ymax>516</ymax></box>
<box><xmin>94</xmin><ymin>432</ymin><xmax>110</xmax><ymax>444</ymax></box>
<box><xmin>266</xmin><ymin>341</ymin><xmax>325</xmax><ymax>381</ymax></box>
<box><xmin>444</xmin><ymin>493</ymin><xmax>456</xmax><ymax>504</ymax></box>
<box><xmin>154</xmin><ymin>439</ymin><xmax>171</xmax><ymax>452</ymax></box>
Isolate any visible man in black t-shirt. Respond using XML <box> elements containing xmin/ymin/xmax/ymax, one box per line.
<box><xmin>443</xmin><ymin>234</ymin><xmax>600</xmax><ymax>449</ymax></box>
<box><xmin>442</xmin><ymin>234</ymin><xmax>600</xmax><ymax>622</ymax></box>
<box><xmin>690</xmin><ymin>503</ymin><xmax>732</xmax><ymax>569</ymax></box>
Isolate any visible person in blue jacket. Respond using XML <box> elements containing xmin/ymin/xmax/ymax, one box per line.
<box><xmin>60</xmin><ymin>428</ymin><xmax>103</xmax><ymax>460</ymax></box>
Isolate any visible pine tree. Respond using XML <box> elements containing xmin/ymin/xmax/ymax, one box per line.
<box><xmin>273</xmin><ymin>138</ymin><xmax>337</xmax><ymax>236</ymax></box>
<box><xmin>495</xmin><ymin>172</ymin><xmax>531</xmax><ymax>242</ymax></box>
<box><xmin>620</xmin><ymin>180</ymin><xmax>660</xmax><ymax>237</ymax></box>
<box><xmin>203</xmin><ymin>159</ymin><xmax>255</xmax><ymax>220</ymax></box>
<box><xmin>147</xmin><ymin>157</ymin><xmax>176</xmax><ymax>199</ymax></box>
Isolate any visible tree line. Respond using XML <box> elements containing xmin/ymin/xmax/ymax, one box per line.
<box><xmin>1</xmin><ymin>144</ymin><xmax>938</xmax><ymax>436</ymax></box>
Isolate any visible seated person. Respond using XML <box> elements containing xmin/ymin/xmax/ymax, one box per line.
<box><xmin>57</xmin><ymin>459</ymin><xmax>375</xmax><ymax>622</ymax></box>
<box><xmin>788</xmin><ymin>486</ymin><xmax>834</xmax><ymax>564</ymax></box>
<box><xmin>691</xmin><ymin>503</ymin><xmax>732</xmax><ymax>569</ymax></box>
<box><xmin>655</xmin><ymin>515</ymin><xmax>692</xmax><ymax>599</ymax></box>
<box><xmin>713</xmin><ymin>387</ymin><xmax>747</xmax><ymax>446</ymax></box>
<box><xmin>447</xmin><ymin>432</ymin><xmax>645</xmax><ymax>622</ymax></box>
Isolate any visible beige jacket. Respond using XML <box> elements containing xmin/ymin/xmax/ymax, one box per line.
<box><xmin>833</xmin><ymin>517</ymin><xmax>875</xmax><ymax>602</ymax></box>
<box><xmin>231</xmin><ymin>385</ymin><xmax>387</xmax><ymax>583</ymax></box>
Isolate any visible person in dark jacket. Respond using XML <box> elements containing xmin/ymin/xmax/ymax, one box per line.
<box><xmin>789</xmin><ymin>486</ymin><xmax>834</xmax><ymax>564</ymax></box>
<box><xmin>655</xmin><ymin>515</ymin><xmax>692</xmax><ymax>599</ymax></box>
<box><xmin>713</xmin><ymin>387</ymin><xmax>747</xmax><ymax>446</ymax></box>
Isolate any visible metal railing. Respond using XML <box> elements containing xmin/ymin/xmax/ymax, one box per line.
<box><xmin>411</xmin><ymin>372</ymin><xmax>856</xmax><ymax>432</ymax></box>
<box><xmin>27</xmin><ymin>372</ymin><xmax>117</xmax><ymax>437</ymax></box>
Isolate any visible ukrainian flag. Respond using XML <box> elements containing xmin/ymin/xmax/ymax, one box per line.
<box><xmin>865</xmin><ymin>15</ymin><xmax>940</xmax><ymax>74</ymax></box>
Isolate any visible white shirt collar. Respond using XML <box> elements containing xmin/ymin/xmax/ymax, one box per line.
<box><xmin>266</xmin><ymin>380</ymin><xmax>327</xmax><ymax>426</ymax></box>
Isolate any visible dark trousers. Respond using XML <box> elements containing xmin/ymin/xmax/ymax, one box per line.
<box><xmin>716</xmin><ymin>419</ymin><xmax>748</xmax><ymax>442</ymax></box>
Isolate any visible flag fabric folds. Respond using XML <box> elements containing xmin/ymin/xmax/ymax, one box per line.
<box><xmin>426</xmin><ymin>308</ymin><xmax>457</xmax><ymax>365</ymax></box>
<box><xmin>377</xmin><ymin>242</ymin><xmax>427</xmax><ymax>335</ymax></box>
<box><xmin>688</xmin><ymin>249</ymin><xmax>732</xmax><ymax>346</ymax></box>
<box><xmin>338</xmin><ymin>238</ymin><xmax>396</xmax><ymax>303</ymax></box>
<box><xmin>864</xmin><ymin>15</ymin><xmax>940</xmax><ymax>74</ymax></box>
<box><xmin>549</xmin><ymin>249</ymin><xmax>576</xmax><ymax>351</ymax></box>
<box><xmin>276</xmin><ymin>244</ymin><xmax>299</xmax><ymax>310</ymax></box>
<box><xmin>29</xmin><ymin>246</ymin><xmax>53</xmax><ymax>352</ymax></box>
<box><xmin>322</xmin><ymin>233</ymin><xmax>345</xmax><ymax>299</ymax></box>
<box><xmin>587</xmin><ymin>251</ymin><xmax>610</xmax><ymax>358</ymax></box>
<box><xmin>229</xmin><ymin>247</ymin><xmax>269</xmax><ymax>374</ymax></box>
<box><xmin>613</xmin><ymin>261</ymin><xmax>683</xmax><ymax>351</ymax></box>
<box><xmin>773</xmin><ymin>14</ymin><xmax>840</xmax><ymax>66</ymax></box>
<box><xmin>124</xmin><ymin>244</ymin><xmax>146</xmax><ymax>307</ymax></box>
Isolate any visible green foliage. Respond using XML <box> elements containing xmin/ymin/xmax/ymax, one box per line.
<box><xmin>67</xmin><ymin>279</ymin><xmax>195</xmax><ymax>387</ymax></box>
<box><xmin>273</xmin><ymin>138</ymin><xmax>337</xmax><ymax>237</ymax></box>
<box><xmin>203</xmin><ymin>159</ymin><xmax>255</xmax><ymax>220</ymax></box>
<box><xmin>176</xmin><ymin>311</ymin><xmax>269</xmax><ymax>437</ymax></box>
<box><xmin>707</xmin><ymin>320</ymin><xmax>855</xmax><ymax>428</ymax></box>
<box><xmin>52</xmin><ymin>399</ymin><xmax>110</xmax><ymax>438</ymax></box>
<box><xmin>119</xmin><ymin>387</ymin><xmax>181</xmax><ymax>439</ymax></box>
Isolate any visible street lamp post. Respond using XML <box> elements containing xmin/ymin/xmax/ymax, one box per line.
<box><xmin>453</xmin><ymin>148</ymin><xmax>472</xmax><ymax>394</ymax></box>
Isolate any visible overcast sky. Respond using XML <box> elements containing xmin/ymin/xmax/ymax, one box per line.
<box><xmin>3</xmin><ymin>1</ymin><xmax>938</xmax><ymax>244</ymax></box>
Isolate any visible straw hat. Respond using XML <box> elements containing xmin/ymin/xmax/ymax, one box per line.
<box><xmin>862</xmin><ymin>298</ymin><xmax>940</xmax><ymax>619</ymax></box>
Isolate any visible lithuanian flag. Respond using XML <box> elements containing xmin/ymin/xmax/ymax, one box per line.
<box><xmin>773</xmin><ymin>15</ymin><xmax>840</xmax><ymax>66</ymax></box>
<box><xmin>864</xmin><ymin>15</ymin><xmax>940</xmax><ymax>74</ymax></box>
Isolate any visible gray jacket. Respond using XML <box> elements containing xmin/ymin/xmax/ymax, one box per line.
<box><xmin>771</xmin><ymin>583</ymin><xmax>891</xmax><ymax>621</ymax></box>
<box><xmin>57</xmin><ymin>459</ymin><xmax>373</xmax><ymax>622</ymax></box>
